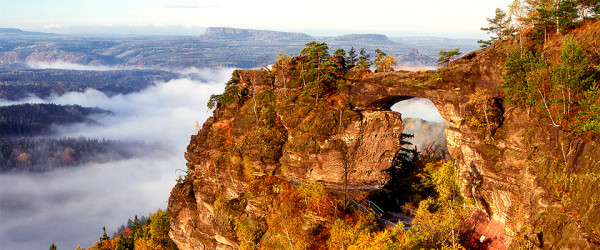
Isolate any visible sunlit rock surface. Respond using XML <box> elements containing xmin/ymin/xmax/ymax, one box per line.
<box><xmin>169</xmin><ymin>22</ymin><xmax>600</xmax><ymax>249</ymax></box>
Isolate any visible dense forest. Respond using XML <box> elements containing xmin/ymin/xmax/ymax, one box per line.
<box><xmin>0</xmin><ymin>103</ymin><xmax>109</xmax><ymax>137</ymax></box>
<box><xmin>0</xmin><ymin>68</ymin><xmax>178</xmax><ymax>100</ymax></box>
<box><xmin>0</xmin><ymin>137</ymin><xmax>143</xmax><ymax>172</ymax></box>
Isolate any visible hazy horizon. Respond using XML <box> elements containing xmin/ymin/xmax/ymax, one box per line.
<box><xmin>2</xmin><ymin>0</ymin><xmax>514</xmax><ymax>39</ymax></box>
<box><xmin>4</xmin><ymin>24</ymin><xmax>486</xmax><ymax>40</ymax></box>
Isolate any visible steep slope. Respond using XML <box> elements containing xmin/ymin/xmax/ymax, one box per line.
<box><xmin>168</xmin><ymin>21</ymin><xmax>600</xmax><ymax>249</ymax></box>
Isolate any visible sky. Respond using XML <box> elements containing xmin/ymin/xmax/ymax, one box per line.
<box><xmin>0</xmin><ymin>0</ymin><xmax>514</xmax><ymax>38</ymax></box>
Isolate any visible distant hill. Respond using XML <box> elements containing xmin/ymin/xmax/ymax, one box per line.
<box><xmin>0</xmin><ymin>69</ymin><xmax>178</xmax><ymax>100</ymax></box>
<box><xmin>391</xmin><ymin>36</ymin><xmax>479</xmax><ymax>57</ymax></box>
<box><xmin>203</xmin><ymin>27</ymin><xmax>313</xmax><ymax>41</ymax></box>
<box><xmin>0</xmin><ymin>28</ymin><xmax>25</xmax><ymax>33</ymax></box>
<box><xmin>324</xmin><ymin>33</ymin><xmax>397</xmax><ymax>45</ymax></box>
<box><xmin>0</xmin><ymin>27</ymin><xmax>482</xmax><ymax>68</ymax></box>
<box><xmin>0</xmin><ymin>28</ymin><xmax>60</xmax><ymax>38</ymax></box>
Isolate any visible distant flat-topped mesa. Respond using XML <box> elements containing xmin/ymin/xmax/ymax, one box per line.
<box><xmin>169</xmin><ymin>21</ymin><xmax>600</xmax><ymax>249</ymax></box>
<box><xmin>202</xmin><ymin>27</ymin><xmax>313</xmax><ymax>41</ymax></box>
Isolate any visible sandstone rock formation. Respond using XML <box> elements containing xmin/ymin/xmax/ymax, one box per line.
<box><xmin>169</xmin><ymin>22</ymin><xmax>600</xmax><ymax>249</ymax></box>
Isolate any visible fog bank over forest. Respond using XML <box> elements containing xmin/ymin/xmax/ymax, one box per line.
<box><xmin>0</xmin><ymin>67</ymin><xmax>234</xmax><ymax>249</ymax></box>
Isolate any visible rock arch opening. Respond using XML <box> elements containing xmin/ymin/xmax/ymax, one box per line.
<box><xmin>390</xmin><ymin>97</ymin><xmax>448</xmax><ymax>155</ymax></box>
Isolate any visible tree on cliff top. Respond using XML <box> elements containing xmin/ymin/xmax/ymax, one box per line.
<box><xmin>332</xmin><ymin>48</ymin><xmax>347</xmax><ymax>69</ymax></box>
<box><xmin>300</xmin><ymin>41</ymin><xmax>330</xmax><ymax>67</ymax></box>
<box><xmin>479</xmin><ymin>8</ymin><xmax>514</xmax><ymax>48</ymax></box>
<box><xmin>374</xmin><ymin>49</ymin><xmax>397</xmax><ymax>72</ymax></box>
<box><xmin>298</xmin><ymin>41</ymin><xmax>347</xmax><ymax>103</ymax></box>
<box><xmin>356</xmin><ymin>48</ymin><xmax>372</xmax><ymax>70</ymax></box>
<box><xmin>437</xmin><ymin>47</ymin><xmax>462</xmax><ymax>66</ymax></box>
<box><xmin>347</xmin><ymin>47</ymin><xmax>358</xmax><ymax>67</ymax></box>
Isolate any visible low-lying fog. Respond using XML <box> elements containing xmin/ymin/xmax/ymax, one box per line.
<box><xmin>0</xmin><ymin>67</ymin><xmax>233</xmax><ymax>249</ymax></box>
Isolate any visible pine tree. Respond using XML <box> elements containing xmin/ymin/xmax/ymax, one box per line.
<box><xmin>332</xmin><ymin>48</ymin><xmax>347</xmax><ymax>69</ymax></box>
<box><xmin>479</xmin><ymin>8</ymin><xmax>513</xmax><ymax>48</ymax></box>
<box><xmin>437</xmin><ymin>48</ymin><xmax>462</xmax><ymax>66</ymax></box>
<box><xmin>132</xmin><ymin>215</ymin><xmax>142</xmax><ymax>240</ymax></box>
<box><xmin>381</xmin><ymin>133</ymin><xmax>422</xmax><ymax>205</ymax></box>
<box><xmin>374</xmin><ymin>49</ymin><xmax>387</xmax><ymax>72</ymax></box>
<box><xmin>100</xmin><ymin>226</ymin><xmax>110</xmax><ymax>243</ymax></box>
<box><xmin>555</xmin><ymin>0</ymin><xmax>579</xmax><ymax>33</ymax></box>
<box><xmin>356</xmin><ymin>48</ymin><xmax>371</xmax><ymax>70</ymax></box>
<box><xmin>347</xmin><ymin>47</ymin><xmax>358</xmax><ymax>67</ymax></box>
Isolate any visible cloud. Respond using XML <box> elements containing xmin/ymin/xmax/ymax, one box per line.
<box><xmin>26</xmin><ymin>60</ymin><xmax>124</xmax><ymax>71</ymax></box>
<box><xmin>0</xmin><ymin>67</ymin><xmax>233</xmax><ymax>249</ymax></box>
<box><xmin>50</xmin><ymin>75</ymin><xmax>228</xmax><ymax>149</ymax></box>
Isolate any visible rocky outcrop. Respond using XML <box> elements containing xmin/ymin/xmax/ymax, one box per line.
<box><xmin>168</xmin><ymin>67</ymin><xmax>409</xmax><ymax>249</ymax></box>
<box><xmin>169</xmin><ymin>22</ymin><xmax>600</xmax><ymax>249</ymax></box>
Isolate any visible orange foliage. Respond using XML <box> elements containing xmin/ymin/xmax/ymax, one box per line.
<box><xmin>120</xmin><ymin>228</ymin><xmax>132</xmax><ymax>238</ymax></box>
<box><xmin>62</xmin><ymin>147</ymin><xmax>75</xmax><ymax>164</ymax></box>
<box><xmin>17</xmin><ymin>152</ymin><xmax>29</xmax><ymax>162</ymax></box>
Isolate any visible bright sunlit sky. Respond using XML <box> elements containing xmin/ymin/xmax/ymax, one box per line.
<box><xmin>0</xmin><ymin>0</ymin><xmax>514</xmax><ymax>38</ymax></box>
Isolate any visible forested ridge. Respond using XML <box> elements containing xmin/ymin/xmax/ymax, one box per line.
<box><xmin>0</xmin><ymin>103</ymin><xmax>109</xmax><ymax>137</ymax></box>
<box><xmin>0</xmin><ymin>137</ymin><xmax>145</xmax><ymax>172</ymax></box>
<box><xmin>0</xmin><ymin>68</ymin><xmax>178</xmax><ymax>100</ymax></box>
<box><xmin>401</xmin><ymin>117</ymin><xmax>448</xmax><ymax>150</ymax></box>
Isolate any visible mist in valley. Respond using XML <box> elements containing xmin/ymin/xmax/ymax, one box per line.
<box><xmin>0</xmin><ymin>66</ymin><xmax>233</xmax><ymax>249</ymax></box>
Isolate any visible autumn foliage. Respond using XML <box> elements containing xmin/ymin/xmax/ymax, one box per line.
<box><xmin>85</xmin><ymin>209</ymin><xmax>176</xmax><ymax>250</ymax></box>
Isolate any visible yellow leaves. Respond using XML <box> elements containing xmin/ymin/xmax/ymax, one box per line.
<box><xmin>401</xmin><ymin>160</ymin><xmax>472</xmax><ymax>249</ymax></box>
<box><xmin>467</xmin><ymin>89</ymin><xmax>503</xmax><ymax>140</ymax></box>
<box><xmin>242</xmin><ymin>156</ymin><xmax>254</xmax><ymax>182</ymax></box>
<box><xmin>16</xmin><ymin>152</ymin><xmax>29</xmax><ymax>162</ymax></box>
<box><xmin>377</xmin><ymin>56</ymin><xmax>397</xmax><ymax>73</ymax></box>
<box><xmin>328</xmin><ymin>216</ymin><xmax>407</xmax><ymax>250</ymax></box>
<box><xmin>328</xmin><ymin>218</ymin><xmax>352</xmax><ymax>248</ymax></box>
<box><xmin>234</xmin><ymin>215</ymin><xmax>267</xmax><ymax>250</ymax></box>
<box><xmin>431</xmin><ymin>161</ymin><xmax>458</xmax><ymax>202</ymax></box>
<box><xmin>134</xmin><ymin>238</ymin><xmax>152</xmax><ymax>250</ymax></box>
<box><xmin>62</xmin><ymin>146</ymin><xmax>75</xmax><ymax>164</ymax></box>
<box><xmin>326</xmin><ymin>159</ymin><xmax>470</xmax><ymax>249</ymax></box>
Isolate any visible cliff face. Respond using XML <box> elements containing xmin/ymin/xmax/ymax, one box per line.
<box><xmin>169</xmin><ymin>22</ymin><xmax>600</xmax><ymax>249</ymax></box>
<box><xmin>168</xmin><ymin>67</ymin><xmax>408</xmax><ymax>249</ymax></box>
